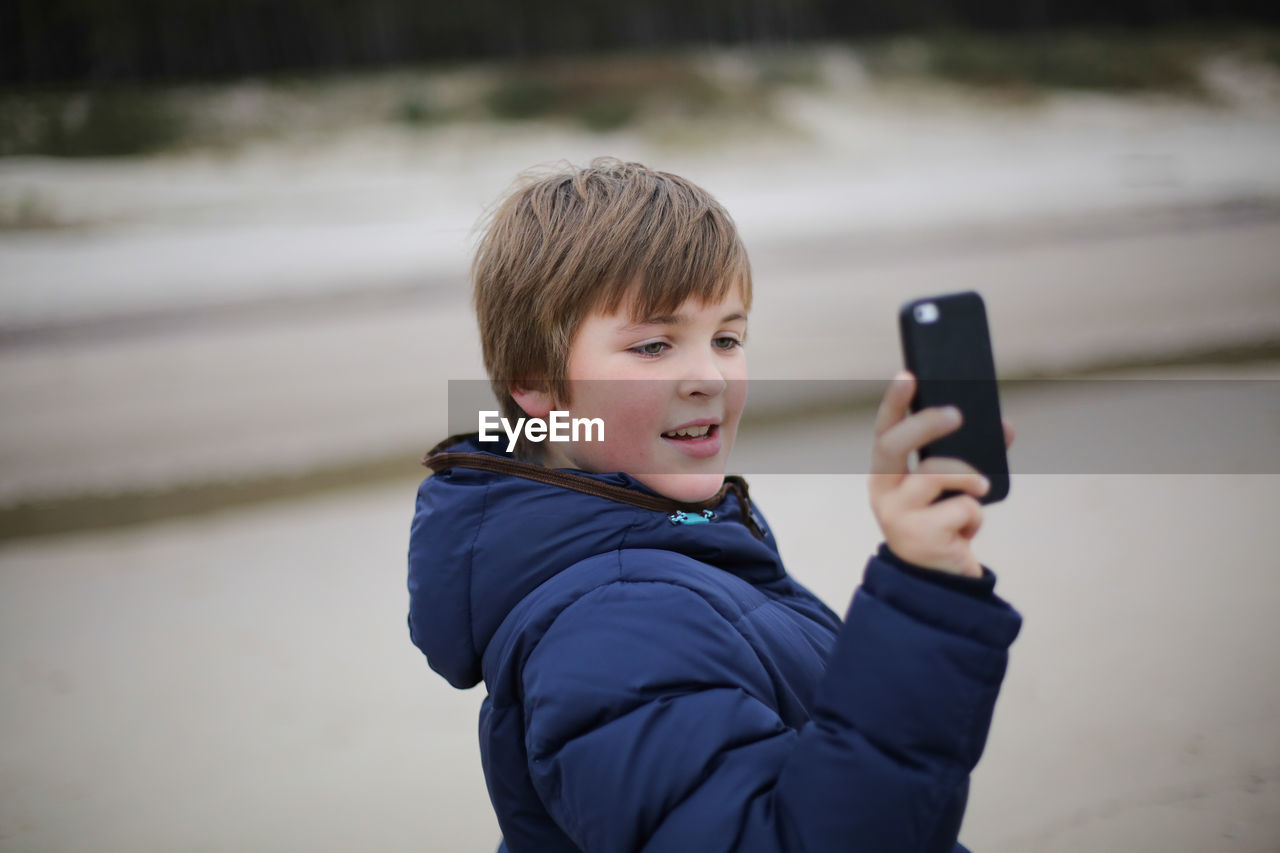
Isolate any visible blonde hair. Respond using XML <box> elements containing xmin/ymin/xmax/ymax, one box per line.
<box><xmin>472</xmin><ymin>158</ymin><xmax>752</xmax><ymax>457</ymax></box>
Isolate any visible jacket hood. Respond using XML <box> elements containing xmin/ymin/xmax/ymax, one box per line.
<box><xmin>407</xmin><ymin>433</ymin><xmax>784</xmax><ymax>689</ymax></box>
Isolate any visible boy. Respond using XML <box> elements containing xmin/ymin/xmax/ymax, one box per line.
<box><xmin>407</xmin><ymin>159</ymin><xmax>1021</xmax><ymax>852</ymax></box>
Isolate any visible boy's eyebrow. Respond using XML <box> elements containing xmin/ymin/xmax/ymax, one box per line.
<box><xmin>619</xmin><ymin>311</ymin><xmax>748</xmax><ymax>333</ymax></box>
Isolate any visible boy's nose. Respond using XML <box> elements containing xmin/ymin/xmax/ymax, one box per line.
<box><xmin>676</xmin><ymin>352</ymin><xmax>728</xmax><ymax>398</ymax></box>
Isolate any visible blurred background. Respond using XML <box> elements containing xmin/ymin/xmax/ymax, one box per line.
<box><xmin>2</xmin><ymin>2</ymin><xmax>1279</xmax><ymax>851</ymax></box>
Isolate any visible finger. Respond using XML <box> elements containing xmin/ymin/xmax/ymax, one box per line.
<box><xmin>956</xmin><ymin>497</ymin><xmax>984</xmax><ymax>540</ymax></box>
<box><xmin>1003</xmin><ymin>418</ymin><xmax>1016</xmax><ymax>450</ymax></box>
<box><xmin>929</xmin><ymin>494</ymin><xmax>985</xmax><ymax>540</ymax></box>
<box><xmin>915</xmin><ymin>455</ymin><xmax>985</xmax><ymax>478</ymax></box>
<box><xmin>869</xmin><ymin>372</ymin><xmax>917</xmax><ymax>484</ymax></box>
<box><xmin>872</xmin><ymin>405</ymin><xmax>962</xmax><ymax>476</ymax></box>
<box><xmin>873</xmin><ymin>371</ymin><xmax>915</xmax><ymax>438</ymax></box>
<box><xmin>898</xmin><ymin>468</ymin><xmax>990</xmax><ymax>508</ymax></box>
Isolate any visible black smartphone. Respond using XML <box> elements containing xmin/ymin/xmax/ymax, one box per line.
<box><xmin>898</xmin><ymin>290</ymin><xmax>1009</xmax><ymax>504</ymax></box>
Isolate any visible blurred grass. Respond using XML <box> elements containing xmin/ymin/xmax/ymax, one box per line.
<box><xmin>480</xmin><ymin>55</ymin><xmax>742</xmax><ymax>130</ymax></box>
<box><xmin>1</xmin><ymin>30</ymin><xmax>1277</xmax><ymax>159</ymax></box>
<box><xmin>865</xmin><ymin>28</ymin><xmax>1280</xmax><ymax>97</ymax></box>
<box><xmin>930</xmin><ymin>32</ymin><xmax>1204</xmax><ymax>93</ymax></box>
<box><xmin>0</xmin><ymin>188</ymin><xmax>63</xmax><ymax>229</ymax></box>
<box><xmin>0</xmin><ymin>88</ymin><xmax>188</xmax><ymax>158</ymax></box>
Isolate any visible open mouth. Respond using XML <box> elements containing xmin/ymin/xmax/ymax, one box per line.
<box><xmin>661</xmin><ymin>424</ymin><xmax>718</xmax><ymax>441</ymax></box>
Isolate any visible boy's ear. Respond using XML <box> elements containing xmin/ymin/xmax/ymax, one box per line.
<box><xmin>510</xmin><ymin>385</ymin><xmax>557</xmax><ymax>420</ymax></box>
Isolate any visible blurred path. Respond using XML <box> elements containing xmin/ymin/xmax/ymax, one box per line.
<box><xmin>4</xmin><ymin>85</ymin><xmax>1280</xmax><ymax>331</ymax></box>
<box><xmin>2</xmin><ymin>88</ymin><xmax>1279</xmax><ymax>514</ymax></box>
<box><xmin>2</xmin><ymin>366</ymin><xmax>1277</xmax><ymax>852</ymax></box>
<box><xmin>1</xmin><ymin>213</ymin><xmax>1277</xmax><ymax>507</ymax></box>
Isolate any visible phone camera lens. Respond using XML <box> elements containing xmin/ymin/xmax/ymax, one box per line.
<box><xmin>914</xmin><ymin>303</ymin><xmax>940</xmax><ymax>324</ymax></box>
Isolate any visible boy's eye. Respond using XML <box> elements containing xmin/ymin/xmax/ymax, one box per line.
<box><xmin>714</xmin><ymin>336</ymin><xmax>743</xmax><ymax>350</ymax></box>
<box><xmin>633</xmin><ymin>341</ymin><xmax>669</xmax><ymax>356</ymax></box>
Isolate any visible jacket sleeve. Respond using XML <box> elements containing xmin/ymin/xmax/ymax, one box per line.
<box><xmin>519</xmin><ymin>551</ymin><xmax>1021</xmax><ymax>853</ymax></box>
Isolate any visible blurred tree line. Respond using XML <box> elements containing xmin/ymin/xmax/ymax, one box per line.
<box><xmin>5</xmin><ymin>0</ymin><xmax>1279</xmax><ymax>86</ymax></box>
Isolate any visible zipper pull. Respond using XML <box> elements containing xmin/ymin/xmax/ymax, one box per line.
<box><xmin>668</xmin><ymin>509</ymin><xmax>715</xmax><ymax>526</ymax></box>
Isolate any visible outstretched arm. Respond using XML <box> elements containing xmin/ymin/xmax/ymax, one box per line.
<box><xmin>521</xmin><ymin>551</ymin><xmax>1020</xmax><ymax>853</ymax></box>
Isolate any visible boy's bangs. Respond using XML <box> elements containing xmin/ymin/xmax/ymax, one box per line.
<box><xmin>594</xmin><ymin>200</ymin><xmax>754</xmax><ymax>322</ymax></box>
<box><xmin>624</xmin><ymin>251</ymin><xmax>752</xmax><ymax>324</ymax></box>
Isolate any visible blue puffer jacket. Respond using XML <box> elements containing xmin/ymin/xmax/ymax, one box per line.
<box><xmin>407</xmin><ymin>434</ymin><xmax>1021</xmax><ymax>853</ymax></box>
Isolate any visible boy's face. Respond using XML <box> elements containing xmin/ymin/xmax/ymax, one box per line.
<box><xmin>519</xmin><ymin>286</ymin><xmax>749</xmax><ymax>503</ymax></box>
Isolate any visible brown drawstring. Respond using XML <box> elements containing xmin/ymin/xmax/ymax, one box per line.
<box><xmin>423</xmin><ymin>436</ymin><xmax>768</xmax><ymax>542</ymax></box>
<box><xmin>725</xmin><ymin>475</ymin><xmax>767</xmax><ymax>542</ymax></box>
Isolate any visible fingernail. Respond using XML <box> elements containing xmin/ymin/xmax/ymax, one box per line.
<box><xmin>944</xmin><ymin>406</ymin><xmax>962</xmax><ymax>424</ymax></box>
<box><xmin>980</xmin><ymin>477</ymin><xmax>990</xmax><ymax>493</ymax></box>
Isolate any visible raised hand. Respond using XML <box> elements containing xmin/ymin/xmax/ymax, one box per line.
<box><xmin>868</xmin><ymin>372</ymin><xmax>1014</xmax><ymax>578</ymax></box>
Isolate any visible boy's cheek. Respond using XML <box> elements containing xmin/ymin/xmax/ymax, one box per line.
<box><xmin>589</xmin><ymin>421</ymin><xmax>662</xmax><ymax>470</ymax></box>
<box><xmin>553</xmin><ymin>406</ymin><xmax>656</xmax><ymax>468</ymax></box>
<box><xmin>727</xmin><ymin>381</ymin><xmax>749</xmax><ymax>421</ymax></box>
<box><xmin>571</xmin><ymin>390</ymin><xmax>666</xmax><ymax>436</ymax></box>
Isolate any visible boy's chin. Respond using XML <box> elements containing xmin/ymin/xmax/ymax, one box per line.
<box><xmin>639</xmin><ymin>472</ymin><xmax>727</xmax><ymax>504</ymax></box>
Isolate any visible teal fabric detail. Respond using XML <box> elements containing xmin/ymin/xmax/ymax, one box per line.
<box><xmin>668</xmin><ymin>510</ymin><xmax>715</xmax><ymax>526</ymax></box>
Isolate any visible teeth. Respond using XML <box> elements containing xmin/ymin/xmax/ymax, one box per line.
<box><xmin>664</xmin><ymin>425</ymin><xmax>711</xmax><ymax>438</ymax></box>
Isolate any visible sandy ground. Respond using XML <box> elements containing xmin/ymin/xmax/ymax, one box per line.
<box><xmin>2</xmin><ymin>370</ymin><xmax>1279</xmax><ymax>851</ymax></box>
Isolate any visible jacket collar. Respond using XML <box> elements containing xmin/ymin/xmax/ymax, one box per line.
<box><xmin>409</xmin><ymin>432</ymin><xmax>784</xmax><ymax>688</ymax></box>
<box><xmin>422</xmin><ymin>432</ymin><xmax>768</xmax><ymax>541</ymax></box>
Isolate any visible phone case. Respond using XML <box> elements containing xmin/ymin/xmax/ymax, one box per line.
<box><xmin>899</xmin><ymin>290</ymin><xmax>1010</xmax><ymax>503</ymax></box>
